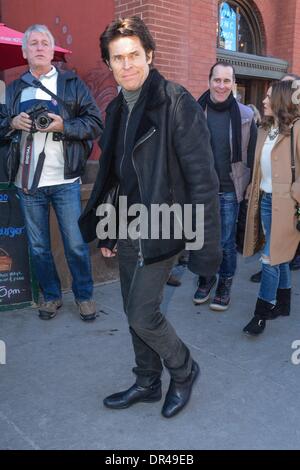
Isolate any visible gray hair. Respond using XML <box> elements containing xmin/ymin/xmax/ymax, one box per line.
<box><xmin>22</xmin><ymin>24</ymin><xmax>55</xmax><ymax>50</ymax></box>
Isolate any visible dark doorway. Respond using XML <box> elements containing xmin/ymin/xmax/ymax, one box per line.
<box><xmin>236</xmin><ymin>77</ymin><xmax>268</xmax><ymax>114</ymax></box>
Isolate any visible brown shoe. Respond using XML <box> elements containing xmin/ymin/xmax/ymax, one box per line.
<box><xmin>76</xmin><ymin>300</ymin><xmax>97</xmax><ymax>321</ymax></box>
<box><xmin>39</xmin><ymin>299</ymin><xmax>62</xmax><ymax>320</ymax></box>
<box><xmin>167</xmin><ymin>274</ymin><xmax>181</xmax><ymax>287</ymax></box>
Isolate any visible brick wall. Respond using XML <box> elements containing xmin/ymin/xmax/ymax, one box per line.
<box><xmin>255</xmin><ymin>0</ymin><xmax>300</xmax><ymax>75</ymax></box>
<box><xmin>115</xmin><ymin>0</ymin><xmax>217</xmax><ymax>98</ymax></box>
<box><xmin>114</xmin><ymin>0</ymin><xmax>300</xmax><ymax>95</ymax></box>
<box><xmin>291</xmin><ymin>1</ymin><xmax>300</xmax><ymax>74</ymax></box>
<box><xmin>2</xmin><ymin>0</ymin><xmax>300</xmax><ymax>97</ymax></box>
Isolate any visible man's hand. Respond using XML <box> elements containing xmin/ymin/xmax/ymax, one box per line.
<box><xmin>11</xmin><ymin>112</ymin><xmax>32</xmax><ymax>132</ymax></box>
<box><xmin>101</xmin><ymin>247</ymin><xmax>117</xmax><ymax>258</ymax></box>
<box><xmin>37</xmin><ymin>113</ymin><xmax>64</xmax><ymax>133</ymax></box>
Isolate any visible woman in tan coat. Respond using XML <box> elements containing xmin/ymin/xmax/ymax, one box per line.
<box><xmin>243</xmin><ymin>80</ymin><xmax>300</xmax><ymax>335</ymax></box>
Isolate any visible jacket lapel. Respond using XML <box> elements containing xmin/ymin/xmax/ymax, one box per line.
<box><xmin>255</xmin><ymin>128</ymin><xmax>268</xmax><ymax>162</ymax></box>
<box><xmin>272</xmin><ymin>133</ymin><xmax>285</xmax><ymax>150</ymax></box>
<box><xmin>101</xmin><ymin>94</ymin><xmax>122</xmax><ymax>153</ymax></box>
<box><xmin>135</xmin><ymin>69</ymin><xmax>167</xmax><ymax>144</ymax></box>
<box><xmin>56</xmin><ymin>70</ymin><xmax>77</xmax><ymax>117</ymax></box>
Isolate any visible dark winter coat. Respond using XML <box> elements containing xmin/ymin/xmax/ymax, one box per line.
<box><xmin>0</xmin><ymin>69</ymin><xmax>103</xmax><ymax>182</ymax></box>
<box><xmin>79</xmin><ymin>69</ymin><xmax>222</xmax><ymax>276</ymax></box>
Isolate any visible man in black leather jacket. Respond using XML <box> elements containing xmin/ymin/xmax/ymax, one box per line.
<box><xmin>79</xmin><ymin>17</ymin><xmax>221</xmax><ymax>418</ymax></box>
<box><xmin>1</xmin><ymin>24</ymin><xmax>103</xmax><ymax>321</ymax></box>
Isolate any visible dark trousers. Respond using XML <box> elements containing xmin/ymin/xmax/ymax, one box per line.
<box><xmin>118</xmin><ymin>238</ymin><xmax>192</xmax><ymax>387</ymax></box>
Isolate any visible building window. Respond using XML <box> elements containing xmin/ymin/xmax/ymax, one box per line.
<box><xmin>217</xmin><ymin>1</ymin><xmax>257</xmax><ymax>54</ymax></box>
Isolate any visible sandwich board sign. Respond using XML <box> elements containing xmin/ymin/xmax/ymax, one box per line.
<box><xmin>0</xmin><ymin>184</ymin><xmax>38</xmax><ymax>311</ymax></box>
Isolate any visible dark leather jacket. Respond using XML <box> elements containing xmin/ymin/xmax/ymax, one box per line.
<box><xmin>79</xmin><ymin>69</ymin><xmax>222</xmax><ymax>276</ymax></box>
<box><xmin>1</xmin><ymin>69</ymin><xmax>103</xmax><ymax>182</ymax></box>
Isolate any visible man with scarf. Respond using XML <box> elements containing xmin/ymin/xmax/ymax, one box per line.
<box><xmin>80</xmin><ymin>17</ymin><xmax>221</xmax><ymax>418</ymax></box>
<box><xmin>194</xmin><ymin>62</ymin><xmax>257</xmax><ymax>311</ymax></box>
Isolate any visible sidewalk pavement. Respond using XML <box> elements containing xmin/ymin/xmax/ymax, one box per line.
<box><xmin>0</xmin><ymin>254</ymin><xmax>300</xmax><ymax>450</ymax></box>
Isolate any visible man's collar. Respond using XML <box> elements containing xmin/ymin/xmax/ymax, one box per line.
<box><xmin>106</xmin><ymin>68</ymin><xmax>167</xmax><ymax>116</ymax></box>
<box><xmin>29</xmin><ymin>65</ymin><xmax>57</xmax><ymax>80</ymax></box>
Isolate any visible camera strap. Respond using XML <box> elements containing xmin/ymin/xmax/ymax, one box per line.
<box><xmin>21</xmin><ymin>132</ymin><xmax>34</xmax><ymax>193</ymax></box>
<box><xmin>21</xmin><ymin>72</ymin><xmax>69</xmax><ymax>112</ymax></box>
<box><xmin>291</xmin><ymin>124</ymin><xmax>296</xmax><ymax>184</ymax></box>
<box><xmin>21</xmin><ymin>132</ymin><xmax>48</xmax><ymax>194</ymax></box>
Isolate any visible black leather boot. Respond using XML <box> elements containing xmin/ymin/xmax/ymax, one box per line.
<box><xmin>243</xmin><ymin>298</ymin><xmax>275</xmax><ymax>336</ymax></box>
<box><xmin>103</xmin><ymin>380</ymin><xmax>162</xmax><ymax>409</ymax></box>
<box><xmin>270</xmin><ymin>288</ymin><xmax>291</xmax><ymax>319</ymax></box>
<box><xmin>161</xmin><ymin>361</ymin><xmax>199</xmax><ymax>418</ymax></box>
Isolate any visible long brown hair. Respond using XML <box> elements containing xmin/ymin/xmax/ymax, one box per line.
<box><xmin>262</xmin><ymin>80</ymin><xmax>300</xmax><ymax>135</ymax></box>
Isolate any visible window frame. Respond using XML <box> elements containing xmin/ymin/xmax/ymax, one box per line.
<box><xmin>217</xmin><ymin>0</ymin><xmax>262</xmax><ymax>55</ymax></box>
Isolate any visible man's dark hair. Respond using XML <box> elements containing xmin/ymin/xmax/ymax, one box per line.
<box><xmin>100</xmin><ymin>16</ymin><xmax>156</xmax><ymax>65</ymax></box>
<box><xmin>209</xmin><ymin>61</ymin><xmax>236</xmax><ymax>82</ymax></box>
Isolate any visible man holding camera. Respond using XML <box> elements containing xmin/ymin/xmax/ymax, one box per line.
<box><xmin>2</xmin><ymin>24</ymin><xmax>103</xmax><ymax>321</ymax></box>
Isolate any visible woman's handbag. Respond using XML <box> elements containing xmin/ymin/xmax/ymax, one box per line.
<box><xmin>0</xmin><ymin>248</ymin><xmax>12</xmax><ymax>272</ymax></box>
<box><xmin>290</xmin><ymin>124</ymin><xmax>300</xmax><ymax>231</ymax></box>
<box><xmin>236</xmin><ymin>198</ymin><xmax>248</xmax><ymax>254</ymax></box>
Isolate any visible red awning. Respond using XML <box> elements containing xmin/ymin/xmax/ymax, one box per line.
<box><xmin>0</xmin><ymin>23</ymin><xmax>72</xmax><ymax>71</ymax></box>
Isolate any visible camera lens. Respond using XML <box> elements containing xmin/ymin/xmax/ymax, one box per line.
<box><xmin>36</xmin><ymin>115</ymin><xmax>50</xmax><ymax>129</ymax></box>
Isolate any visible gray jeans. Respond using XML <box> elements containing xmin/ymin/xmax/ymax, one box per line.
<box><xmin>118</xmin><ymin>237</ymin><xmax>192</xmax><ymax>387</ymax></box>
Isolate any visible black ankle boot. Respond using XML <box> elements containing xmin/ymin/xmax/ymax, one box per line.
<box><xmin>277</xmin><ymin>288</ymin><xmax>291</xmax><ymax>316</ymax></box>
<box><xmin>103</xmin><ymin>380</ymin><xmax>162</xmax><ymax>409</ymax></box>
<box><xmin>243</xmin><ymin>298</ymin><xmax>275</xmax><ymax>336</ymax></box>
<box><xmin>161</xmin><ymin>361</ymin><xmax>199</xmax><ymax>418</ymax></box>
<box><xmin>243</xmin><ymin>316</ymin><xmax>266</xmax><ymax>335</ymax></box>
<box><xmin>270</xmin><ymin>288</ymin><xmax>291</xmax><ymax>319</ymax></box>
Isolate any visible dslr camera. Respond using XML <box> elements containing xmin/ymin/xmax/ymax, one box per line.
<box><xmin>27</xmin><ymin>103</ymin><xmax>53</xmax><ymax>131</ymax></box>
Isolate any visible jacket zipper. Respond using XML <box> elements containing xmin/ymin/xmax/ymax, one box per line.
<box><xmin>119</xmin><ymin>110</ymin><xmax>131</xmax><ymax>181</ymax></box>
<box><xmin>131</xmin><ymin>127</ymin><xmax>157</xmax><ymax>267</ymax></box>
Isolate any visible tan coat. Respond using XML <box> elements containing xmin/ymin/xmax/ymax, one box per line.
<box><xmin>243</xmin><ymin>121</ymin><xmax>300</xmax><ymax>265</ymax></box>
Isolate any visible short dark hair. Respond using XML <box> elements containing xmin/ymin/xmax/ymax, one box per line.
<box><xmin>209</xmin><ymin>61</ymin><xmax>236</xmax><ymax>82</ymax></box>
<box><xmin>100</xmin><ymin>16</ymin><xmax>156</xmax><ymax>65</ymax></box>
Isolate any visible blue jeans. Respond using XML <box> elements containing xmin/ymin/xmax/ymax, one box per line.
<box><xmin>219</xmin><ymin>192</ymin><xmax>240</xmax><ymax>278</ymax></box>
<box><xmin>17</xmin><ymin>181</ymin><xmax>93</xmax><ymax>302</ymax></box>
<box><xmin>259</xmin><ymin>193</ymin><xmax>291</xmax><ymax>304</ymax></box>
